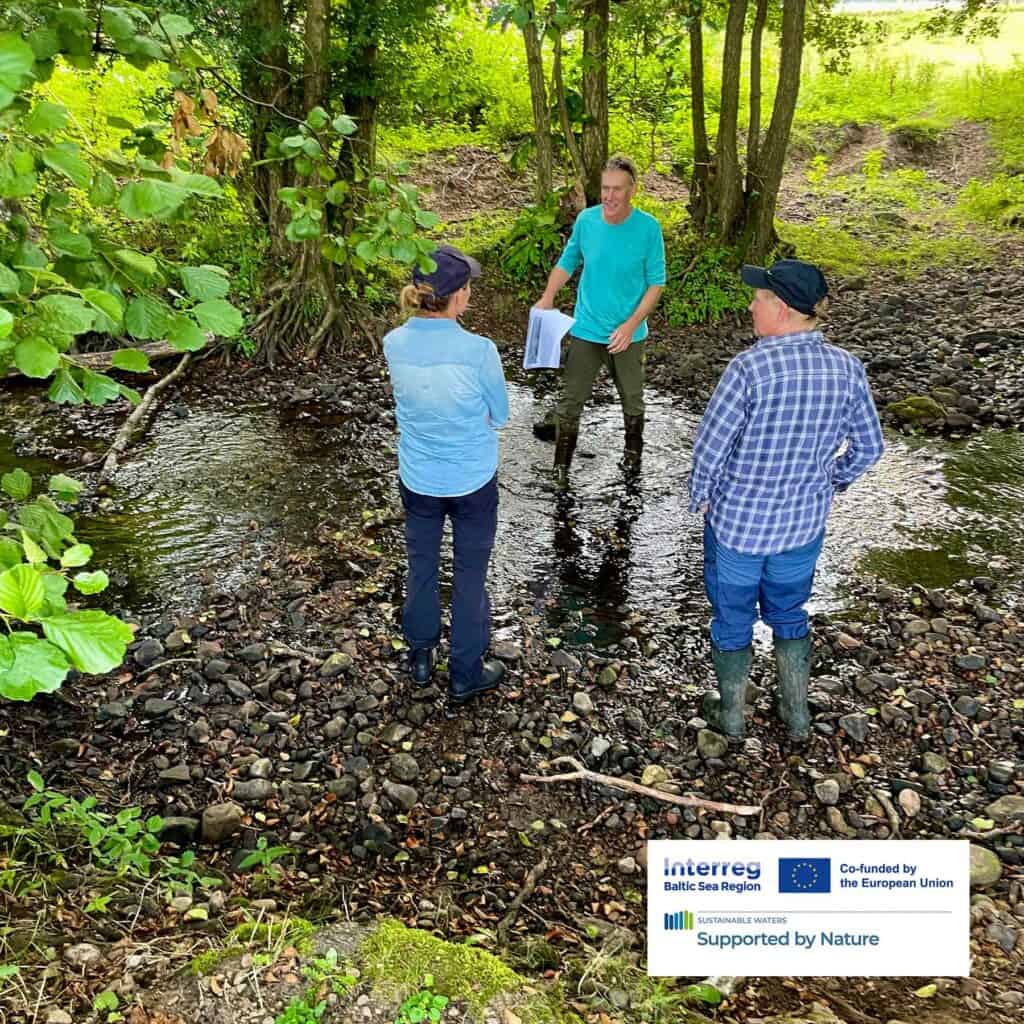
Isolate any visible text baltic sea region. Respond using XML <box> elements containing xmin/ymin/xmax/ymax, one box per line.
<box><xmin>838</xmin><ymin>861</ymin><xmax>955</xmax><ymax>890</ymax></box>
<box><xmin>663</xmin><ymin>856</ymin><xmax>762</xmax><ymax>894</ymax></box>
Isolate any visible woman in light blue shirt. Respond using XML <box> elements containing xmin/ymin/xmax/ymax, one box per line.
<box><xmin>384</xmin><ymin>245</ymin><xmax>510</xmax><ymax>706</ymax></box>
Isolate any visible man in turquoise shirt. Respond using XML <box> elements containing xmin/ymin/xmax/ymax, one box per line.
<box><xmin>534</xmin><ymin>154</ymin><xmax>666</xmax><ymax>488</ymax></box>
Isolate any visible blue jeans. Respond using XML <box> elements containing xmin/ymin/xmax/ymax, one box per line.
<box><xmin>399</xmin><ymin>475</ymin><xmax>498</xmax><ymax>687</ymax></box>
<box><xmin>703</xmin><ymin>521</ymin><xmax>824</xmax><ymax>651</ymax></box>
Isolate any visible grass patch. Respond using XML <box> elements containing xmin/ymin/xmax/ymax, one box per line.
<box><xmin>957</xmin><ymin>174</ymin><xmax>1024</xmax><ymax>228</ymax></box>
<box><xmin>780</xmin><ymin>217</ymin><xmax>988</xmax><ymax>279</ymax></box>
<box><xmin>190</xmin><ymin>916</ymin><xmax>317</xmax><ymax>975</ymax></box>
<box><xmin>379</xmin><ymin>124</ymin><xmax>494</xmax><ymax>160</ymax></box>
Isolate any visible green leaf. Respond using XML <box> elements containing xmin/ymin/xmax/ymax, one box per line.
<box><xmin>0</xmin><ymin>308</ymin><xmax>13</xmax><ymax>339</ymax></box>
<box><xmin>50</xmin><ymin>230</ymin><xmax>93</xmax><ymax>260</ymax></box>
<box><xmin>48</xmin><ymin>367</ymin><xmax>85</xmax><ymax>405</ymax></box>
<box><xmin>0</xmin><ymin>537</ymin><xmax>22</xmax><ymax>570</ymax></box>
<box><xmin>60</xmin><ymin>543</ymin><xmax>92</xmax><ymax>569</ymax></box>
<box><xmin>0</xmin><ymin>263</ymin><xmax>20</xmax><ymax>296</ymax></box>
<box><xmin>914</xmin><ymin>984</ymin><xmax>937</xmax><ymax>999</ymax></box>
<box><xmin>684</xmin><ymin>984</ymin><xmax>723</xmax><ymax>1006</ymax></box>
<box><xmin>168</xmin><ymin>315</ymin><xmax>206</xmax><ymax>351</ymax></box>
<box><xmin>415</xmin><ymin>210</ymin><xmax>440</xmax><ymax>229</ymax></box>
<box><xmin>0</xmin><ymin>632</ymin><xmax>69</xmax><ymax>701</ymax></box>
<box><xmin>73</xmin><ymin>571</ymin><xmax>109</xmax><ymax>596</ymax></box>
<box><xmin>48</xmin><ymin>474</ymin><xmax>83</xmax><ymax>502</ymax></box>
<box><xmin>24</xmin><ymin>100</ymin><xmax>68</xmax><ymax>135</ymax></box>
<box><xmin>158</xmin><ymin>14</ymin><xmax>194</xmax><ymax>38</ymax></box>
<box><xmin>27</xmin><ymin>769</ymin><xmax>44</xmax><ymax>792</ymax></box>
<box><xmin>40</xmin><ymin>572</ymin><xmax>67</xmax><ymax>615</ymax></box>
<box><xmin>89</xmin><ymin>170</ymin><xmax>118</xmax><ymax>207</ymax></box>
<box><xmin>969</xmin><ymin>817</ymin><xmax>995</xmax><ymax>831</ymax></box>
<box><xmin>82</xmin><ymin>288</ymin><xmax>124</xmax><ymax>327</ymax></box>
<box><xmin>0</xmin><ymin>564</ymin><xmax>46</xmax><ymax>618</ymax></box>
<box><xmin>82</xmin><ymin>370</ymin><xmax>122</xmax><ymax>406</ymax></box>
<box><xmin>0</xmin><ymin>33</ymin><xmax>35</xmax><ymax>91</ymax></box>
<box><xmin>114</xmin><ymin>249</ymin><xmax>158</xmax><ymax>280</ymax></box>
<box><xmin>168</xmin><ymin>170</ymin><xmax>221</xmax><ymax>197</ymax></box>
<box><xmin>20</xmin><ymin>530</ymin><xmax>47</xmax><ymax>565</ymax></box>
<box><xmin>2</xmin><ymin>467</ymin><xmax>31</xmax><ymax>500</ymax></box>
<box><xmin>125</xmin><ymin>295</ymin><xmax>174</xmax><ymax>340</ymax></box>
<box><xmin>42</xmin><ymin>146</ymin><xmax>93</xmax><ymax>189</ymax></box>
<box><xmin>118</xmin><ymin>179</ymin><xmax>189</xmax><ymax>220</ymax></box>
<box><xmin>392</xmin><ymin>239</ymin><xmax>418</xmax><ymax>263</ymax></box>
<box><xmin>14</xmin><ymin>338</ymin><xmax>59</xmax><ymax>379</ymax></box>
<box><xmin>118</xmin><ymin>384</ymin><xmax>142</xmax><ymax>405</ymax></box>
<box><xmin>92</xmin><ymin>990</ymin><xmax>119</xmax><ymax>1013</ymax></box>
<box><xmin>37</xmin><ymin>294</ymin><xmax>95</xmax><ymax>335</ymax></box>
<box><xmin>101</xmin><ymin>9</ymin><xmax>136</xmax><ymax>41</ymax></box>
<box><xmin>332</xmin><ymin>115</ymin><xmax>357</xmax><ymax>136</ymax></box>
<box><xmin>28</xmin><ymin>28</ymin><xmax>61</xmax><ymax>62</ymax></box>
<box><xmin>193</xmin><ymin>299</ymin><xmax>242</xmax><ymax>338</ymax></box>
<box><xmin>180</xmin><ymin>265</ymin><xmax>230</xmax><ymax>301</ymax></box>
<box><xmin>41</xmin><ymin>610</ymin><xmax>134</xmax><ymax>674</ymax></box>
<box><xmin>110</xmin><ymin>348</ymin><xmax>150</xmax><ymax>373</ymax></box>
<box><xmin>16</xmin><ymin>503</ymin><xmax>74</xmax><ymax>556</ymax></box>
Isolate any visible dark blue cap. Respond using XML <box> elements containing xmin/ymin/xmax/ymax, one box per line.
<box><xmin>741</xmin><ymin>259</ymin><xmax>829</xmax><ymax>316</ymax></box>
<box><xmin>413</xmin><ymin>244</ymin><xmax>481</xmax><ymax>298</ymax></box>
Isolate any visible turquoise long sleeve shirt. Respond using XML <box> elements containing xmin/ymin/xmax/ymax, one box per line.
<box><xmin>556</xmin><ymin>205</ymin><xmax>666</xmax><ymax>344</ymax></box>
<box><xmin>384</xmin><ymin>317</ymin><xmax>509</xmax><ymax>497</ymax></box>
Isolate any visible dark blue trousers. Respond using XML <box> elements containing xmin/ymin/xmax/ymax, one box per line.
<box><xmin>399</xmin><ymin>475</ymin><xmax>498</xmax><ymax>687</ymax></box>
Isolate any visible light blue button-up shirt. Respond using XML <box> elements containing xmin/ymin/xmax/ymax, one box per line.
<box><xmin>384</xmin><ymin>317</ymin><xmax>509</xmax><ymax>497</ymax></box>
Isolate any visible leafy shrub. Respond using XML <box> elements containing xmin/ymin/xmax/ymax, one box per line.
<box><xmin>490</xmin><ymin>192</ymin><xmax>570</xmax><ymax>289</ymax></box>
<box><xmin>0</xmin><ymin>469</ymin><xmax>132</xmax><ymax>702</ymax></box>
<box><xmin>661</xmin><ymin>235</ymin><xmax>750</xmax><ymax>327</ymax></box>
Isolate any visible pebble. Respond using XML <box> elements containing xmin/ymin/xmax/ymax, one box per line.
<box><xmin>838</xmin><ymin>713</ymin><xmax>870</xmax><ymax>743</ymax></box>
<box><xmin>63</xmin><ymin>943</ymin><xmax>102</xmax><ymax>970</ymax></box>
<box><xmin>572</xmin><ymin>692</ymin><xmax>595</xmax><ymax>715</ymax></box>
<box><xmin>389</xmin><ymin>753</ymin><xmax>420</xmax><ymax>782</ymax></box>
<box><xmin>202</xmin><ymin>803</ymin><xmax>243</xmax><ymax>844</ymax></box>
<box><xmin>814</xmin><ymin>780</ymin><xmax>841</xmax><ymax>806</ymax></box>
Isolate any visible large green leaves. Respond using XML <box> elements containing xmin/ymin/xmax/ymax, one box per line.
<box><xmin>110</xmin><ymin>349</ymin><xmax>150</xmax><ymax>373</ymax></box>
<box><xmin>14</xmin><ymin>338</ymin><xmax>60</xmax><ymax>378</ymax></box>
<box><xmin>0</xmin><ymin>564</ymin><xmax>45</xmax><ymax>618</ymax></box>
<box><xmin>0</xmin><ymin>632</ymin><xmax>69</xmax><ymax>702</ymax></box>
<box><xmin>24</xmin><ymin>101</ymin><xmax>68</xmax><ymax>135</ymax></box>
<box><xmin>37</xmin><ymin>294</ymin><xmax>95</xmax><ymax>335</ymax></box>
<box><xmin>168</xmin><ymin>316</ymin><xmax>206</xmax><ymax>351</ymax></box>
<box><xmin>125</xmin><ymin>295</ymin><xmax>174</xmax><ymax>340</ymax></box>
<box><xmin>41</xmin><ymin>610</ymin><xmax>134</xmax><ymax>674</ymax></box>
<box><xmin>118</xmin><ymin>179</ymin><xmax>189</xmax><ymax>220</ymax></box>
<box><xmin>0</xmin><ymin>33</ymin><xmax>35</xmax><ymax>98</ymax></box>
<box><xmin>41</xmin><ymin>145</ymin><xmax>93</xmax><ymax>189</ymax></box>
<box><xmin>180</xmin><ymin>265</ymin><xmax>230</xmax><ymax>301</ymax></box>
<box><xmin>193</xmin><ymin>299</ymin><xmax>242</xmax><ymax>338</ymax></box>
<box><xmin>2</xmin><ymin>468</ymin><xmax>31</xmax><ymax>500</ymax></box>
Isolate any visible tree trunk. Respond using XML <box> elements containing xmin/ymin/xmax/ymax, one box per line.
<box><xmin>581</xmin><ymin>0</ymin><xmax>609</xmax><ymax>205</ymax></box>
<box><xmin>302</xmin><ymin>0</ymin><xmax>330</xmax><ymax>114</ymax></box>
<box><xmin>553</xmin><ymin>30</ymin><xmax>586</xmax><ymax>205</ymax></box>
<box><xmin>240</xmin><ymin>0</ymin><xmax>292</xmax><ymax>258</ymax></box>
<box><xmin>687</xmin><ymin>2</ymin><xmax>711</xmax><ymax>228</ymax></box>
<box><xmin>713</xmin><ymin>0</ymin><xmax>749</xmax><ymax>241</ymax></box>
<box><xmin>747</xmin><ymin>0</ymin><xmax>806</xmax><ymax>260</ymax></box>
<box><xmin>747</xmin><ymin>0</ymin><xmax>768</xmax><ymax>190</ymax></box>
<box><xmin>522</xmin><ymin>9</ymin><xmax>554</xmax><ymax>200</ymax></box>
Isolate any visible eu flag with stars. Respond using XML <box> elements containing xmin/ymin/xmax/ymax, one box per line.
<box><xmin>779</xmin><ymin>858</ymin><xmax>831</xmax><ymax>893</ymax></box>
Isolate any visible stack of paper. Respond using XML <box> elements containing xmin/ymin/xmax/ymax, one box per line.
<box><xmin>523</xmin><ymin>307</ymin><xmax>575</xmax><ymax>370</ymax></box>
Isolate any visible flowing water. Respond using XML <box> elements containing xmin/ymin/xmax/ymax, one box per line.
<box><xmin>3</xmin><ymin>378</ymin><xmax>1022</xmax><ymax>646</ymax></box>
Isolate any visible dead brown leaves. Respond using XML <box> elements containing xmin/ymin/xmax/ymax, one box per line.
<box><xmin>166</xmin><ymin>89</ymin><xmax>247</xmax><ymax>177</ymax></box>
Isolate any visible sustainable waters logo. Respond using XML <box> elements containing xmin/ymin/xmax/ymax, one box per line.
<box><xmin>663</xmin><ymin>910</ymin><xmax>695</xmax><ymax>931</ymax></box>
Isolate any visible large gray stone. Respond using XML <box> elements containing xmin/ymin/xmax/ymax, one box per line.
<box><xmin>202</xmin><ymin>803</ymin><xmax>243</xmax><ymax>844</ymax></box>
<box><xmin>969</xmin><ymin>844</ymin><xmax>1002</xmax><ymax>889</ymax></box>
<box><xmin>984</xmin><ymin>795</ymin><xmax>1024</xmax><ymax>824</ymax></box>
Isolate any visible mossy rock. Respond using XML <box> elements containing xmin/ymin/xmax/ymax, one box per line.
<box><xmin>886</xmin><ymin>395</ymin><xmax>946</xmax><ymax>423</ymax></box>
<box><xmin>358</xmin><ymin>920</ymin><xmax>577</xmax><ymax>1023</ymax></box>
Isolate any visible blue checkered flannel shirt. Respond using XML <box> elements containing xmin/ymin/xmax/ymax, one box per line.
<box><xmin>688</xmin><ymin>330</ymin><xmax>884</xmax><ymax>555</ymax></box>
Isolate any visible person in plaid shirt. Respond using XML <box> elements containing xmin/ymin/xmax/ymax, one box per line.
<box><xmin>689</xmin><ymin>259</ymin><xmax>884</xmax><ymax>746</ymax></box>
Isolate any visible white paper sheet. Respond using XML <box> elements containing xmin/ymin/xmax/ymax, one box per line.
<box><xmin>523</xmin><ymin>307</ymin><xmax>576</xmax><ymax>370</ymax></box>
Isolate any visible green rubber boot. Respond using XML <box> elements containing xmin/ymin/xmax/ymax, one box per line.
<box><xmin>708</xmin><ymin>645</ymin><xmax>753</xmax><ymax>739</ymax></box>
<box><xmin>553</xmin><ymin>421</ymin><xmax>579</xmax><ymax>492</ymax></box>
<box><xmin>775</xmin><ymin>634</ymin><xmax>812</xmax><ymax>741</ymax></box>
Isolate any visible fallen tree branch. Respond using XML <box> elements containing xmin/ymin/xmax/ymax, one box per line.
<box><xmin>4</xmin><ymin>341</ymin><xmax>182</xmax><ymax>380</ymax></box>
<box><xmin>99</xmin><ymin>353</ymin><xmax>193</xmax><ymax>485</ymax></box>
<box><xmin>497</xmin><ymin>855</ymin><xmax>549</xmax><ymax>948</ymax></box>
<box><xmin>520</xmin><ymin>757</ymin><xmax>761</xmax><ymax>816</ymax></box>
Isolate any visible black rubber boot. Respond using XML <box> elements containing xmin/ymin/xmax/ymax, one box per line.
<box><xmin>621</xmin><ymin>413</ymin><xmax>644</xmax><ymax>471</ymax></box>
<box><xmin>553</xmin><ymin>421</ymin><xmax>579</xmax><ymax>492</ymax></box>
<box><xmin>448</xmin><ymin>659</ymin><xmax>506</xmax><ymax>705</ymax></box>
<box><xmin>775</xmin><ymin>634</ymin><xmax>812</xmax><ymax>742</ymax></box>
<box><xmin>533</xmin><ymin>408</ymin><xmax>558</xmax><ymax>442</ymax></box>
<box><xmin>409</xmin><ymin>647</ymin><xmax>436</xmax><ymax>686</ymax></box>
<box><xmin>708</xmin><ymin>645</ymin><xmax>753</xmax><ymax>739</ymax></box>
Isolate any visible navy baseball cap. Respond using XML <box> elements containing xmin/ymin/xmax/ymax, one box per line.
<box><xmin>740</xmin><ymin>259</ymin><xmax>829</xmax><ymax>317</ymax></box>
<box><xmin>413</xmin><ymin>244</ymin><xmax>481</xmax><ymax>298</ymax></box>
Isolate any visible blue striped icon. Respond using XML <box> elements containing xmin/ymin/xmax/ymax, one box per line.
<box><xmin>664</xmin><ymin>910</ymin><xmax>695</xmax><ymax>931</ymax></box>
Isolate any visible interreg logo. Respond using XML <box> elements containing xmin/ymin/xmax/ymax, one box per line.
<box><xmin>662</xmin><ymin>856</ymin><xmax>762</xmax><ymax>894</ymax></box>
<box><xmin>779</xmin><ymin>858</ymin><xmax>831</xmax><ymax>893</ymax></box>
<box><xmin>664</xmin><ymin>910</ymin><xmax>695</xmax><ymax>931</ymax></box>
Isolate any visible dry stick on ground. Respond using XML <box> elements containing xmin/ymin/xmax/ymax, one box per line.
<box><xmin>497</xmin><ymin>856</ymin><xmax>550</xmax><ymax>948</ymax></box>
<box><xmin>520</xmin><ymin>757</ymin><xmax>762</xmax><ymax>816</ymax></box>
<box><xmin>98</xmin><ymin>353</ymin><xmax>192</xmax><ymax>485</ymax></box>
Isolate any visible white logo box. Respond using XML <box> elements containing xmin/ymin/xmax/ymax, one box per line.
<box><xmin>647</xmin><ymin>839</ymin><xmax>970</xmax><ymax>977</ymax></box>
